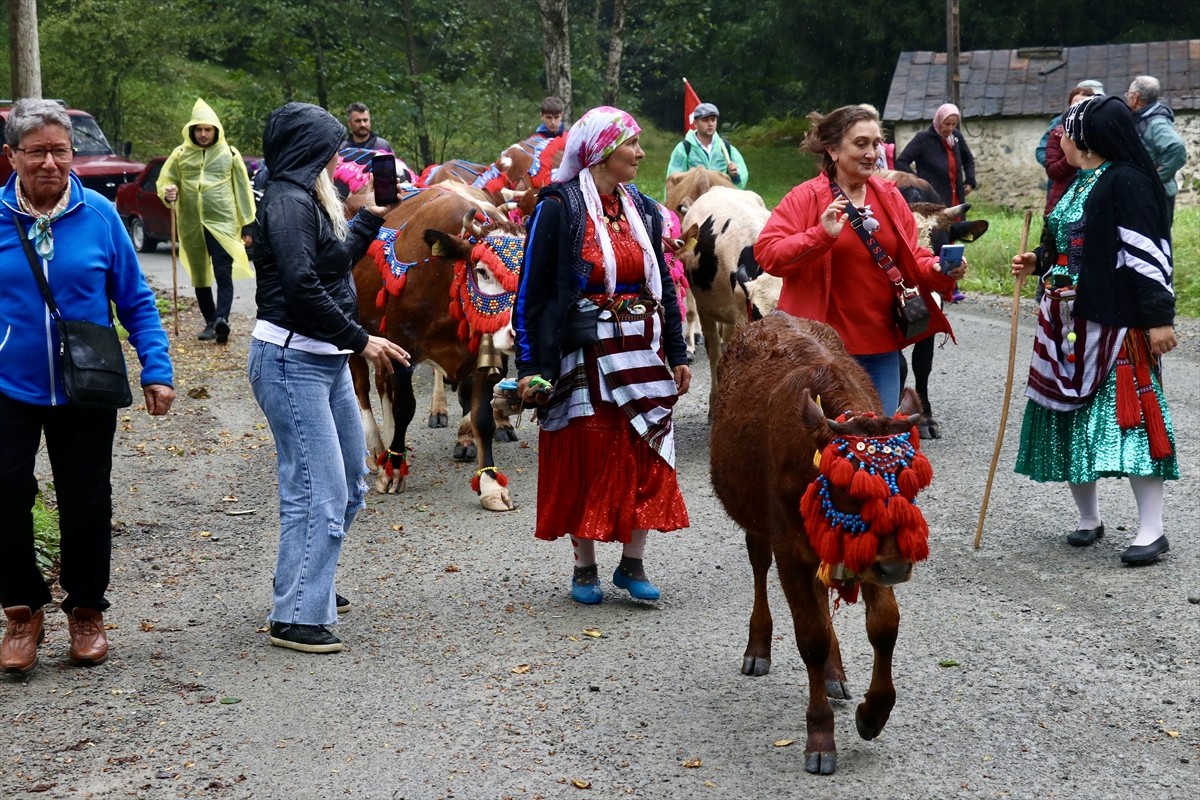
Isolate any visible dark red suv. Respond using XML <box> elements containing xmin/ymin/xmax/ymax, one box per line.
<box><xmin>1</xmin><ymin>101</ymin><xmax>145</xmax><ymax>201</ymax></box>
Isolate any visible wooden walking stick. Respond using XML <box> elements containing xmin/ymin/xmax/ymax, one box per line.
<box><xmin>168</xmin><ymin>200</ymin><xmax>180</xmax><ymax>337</ymax></box>
<box><xmin>974</xmin><ymin>209</ymin><xmax>1033</xmax><ymax>549</ymax></box>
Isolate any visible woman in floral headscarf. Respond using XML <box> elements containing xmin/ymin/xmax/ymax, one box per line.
<box><xmin>514</xmin><ymin>106</ymin><xmax>691</xmax><ymax>605</ymax></box>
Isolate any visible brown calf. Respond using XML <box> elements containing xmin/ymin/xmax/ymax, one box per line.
<box><xmin>711</xmin><ymin>313</ymin><xmax>933</xmax><ymax>775</ymax></box>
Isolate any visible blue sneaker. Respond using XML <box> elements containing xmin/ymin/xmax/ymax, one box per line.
<box><xmin>612</xmin><ymin>561</ymin><xmax>660</xmax><ymax>601</ymax></box>
<box><xmin>571</xmin><ymin>565</ymin><xmax>603</xmax><ymax>604</ymax></box>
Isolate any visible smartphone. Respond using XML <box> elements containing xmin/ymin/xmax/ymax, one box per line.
<box><xmin>939</xmin><ymin>244</ymin><xmax>965</xmax><ymax>273</ymax></box>
<box><xmin>371</xmin><ymin>153</ymin><xmax>399</xmax><ymax>206</ymax></box>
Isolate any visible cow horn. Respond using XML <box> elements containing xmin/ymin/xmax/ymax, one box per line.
<box><xmin>945</xmin><ymin>203</ymin><xmax>969</xmax><ymax>218</ymax></box>
<box><xmin>459</xmin><ymin>209</ymin><xmax>485</xmax><ymax>239</ymax></box>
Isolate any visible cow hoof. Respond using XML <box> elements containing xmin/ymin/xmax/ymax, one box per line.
<box><xmin>452</xmin><ymin>443</ymin><xmax>477</xmax><ymax>462</ymax></box>
<box><xmin>478</xmin><ymin>473</ymin><xmax>514</xmax><ymax>512</ymax></box>
<box><xmin>493</xmin><ymin>428</ymin><xmax>518</xmax><ymax>443</ymax></box>
<box><xmin>804</xmin><ymin>750</ymin><xmax>837</xmax><ymax>775</ymax></box>
<box><xmin>741</xmin><ymin>656</ymin><xmax>771</xmax><ymax>676</ymax></box>
<box><xmin>919</xmin><ymin>417</ymin><xmax>941</xmax><ymax>439</ymax></box>
<box><xmin>826</xmin><ymin>679</ymin><xmax>852</xmax><ymax>700</ymax></box>
<box><xmin>855</xmin><ymin>706</ymin><xmax>884</xmax><ymax>741</ymax></box>
<box><xmin>374</xmin><ymin>474</ymin><xmax>406</xmax><ymax>495</ymax></box>
<box><xmin>428</xmin><ymin>413</ymin><xmax>448</xmax><ymax>429</ymax></box>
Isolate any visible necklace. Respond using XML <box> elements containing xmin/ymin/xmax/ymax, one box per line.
<box><xmin>602</xmin><ymin>196</ymin><xmax>625</xmax><ymax>232</ymax></box>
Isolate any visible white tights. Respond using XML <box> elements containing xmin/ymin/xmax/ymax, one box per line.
<box><xmin>1067</xmin><ymin>478</ymin><xmax>1165</xmax><ymax>545</ymax></box>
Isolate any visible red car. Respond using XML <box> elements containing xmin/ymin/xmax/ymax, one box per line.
<box><xmin>115</xmin><ymin>156</ymin><xmax>262</xmax><ymax>252</ymax></box>
<box><xmin>0</xmin><ymin>102</ymin><xmax>145</xmax><ymax>200</ymax></box>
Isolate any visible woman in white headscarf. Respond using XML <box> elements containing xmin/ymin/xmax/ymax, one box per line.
<box><xmin>514</xmin><ymin>106</ymin><xmax>691</xmax><ymax>605</ymax></box>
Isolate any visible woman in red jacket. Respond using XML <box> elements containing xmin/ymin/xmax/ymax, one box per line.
<box><xmin>754</xmin><ymin>104</ymin><xmax>966</xmax><ymax>414</ymax></box>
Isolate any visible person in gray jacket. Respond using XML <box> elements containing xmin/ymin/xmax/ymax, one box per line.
<box><xmin>1125</xmin><ymin>75</ymin><xmax>1188</xmax><ymax>224</ymax></box>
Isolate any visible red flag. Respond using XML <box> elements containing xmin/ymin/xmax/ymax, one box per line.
<box><xmin>683</xmin><ymin>78</ymin><xmax>701</xmax><ymax>135</ymax></box>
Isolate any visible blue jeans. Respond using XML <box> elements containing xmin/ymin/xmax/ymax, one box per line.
<box><xmin>854</xmin><ymin>350</ymin><xmax>902</xmax><ymax>416</ymax></box>
<box><xmin>247</xmin><ymin>340</ymin><xmax>368</xmax><ymax>625</ymax></box>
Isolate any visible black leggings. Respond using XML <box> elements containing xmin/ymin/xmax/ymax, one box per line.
<box><xmin>0</xmin><ymin>392</ymin><xmax>118</xmax><ymax>613</ymax></box>
<box><xmin>196</xmin><ymin>228</ymin><xmax>235</xmax><ymax>322</ymax></box>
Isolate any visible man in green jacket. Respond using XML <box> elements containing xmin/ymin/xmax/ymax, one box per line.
<box><xmin>1125</xmin><ymin>75</ymin><xmax>1188</xmax><ymax>225</ymax></box>
<box><xmin>666</xmin><ymin>102</ymin><xmax>748</xmax><ymax>190</ymax></box>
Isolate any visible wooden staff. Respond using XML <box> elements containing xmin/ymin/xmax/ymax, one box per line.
<box><xmin>974</xmin><ymin>209</ymin><xmax>1033</xmax><ymax>549</ymax></box>
<box><xmin>168</xmin><ymin>201</ymin><xmax>179</xmax><ymax>337</ymax></box>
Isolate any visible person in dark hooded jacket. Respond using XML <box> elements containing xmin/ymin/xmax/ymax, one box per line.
<box><xmin>249</xmin><ymin>102</ymin><xmax>408</xmax><ymax>653</ymax></box>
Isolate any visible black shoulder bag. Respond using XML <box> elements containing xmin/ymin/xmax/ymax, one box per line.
<box><xmin>14</xmin><ymin>215</ymin><xmax>134</xmax><ymax>409</ymax></box>
<box><xmin>830</xmin><ymin>182</ymin><xmax>931</xmax><ymax>340</ymax></box>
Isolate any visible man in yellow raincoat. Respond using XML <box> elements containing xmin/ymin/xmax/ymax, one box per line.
<box><xmin>158</xmin><ymin>98</ymin><xmax>255</xmax><ymax>343</ymax></box>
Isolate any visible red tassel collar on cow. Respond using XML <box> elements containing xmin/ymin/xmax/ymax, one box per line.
<box><xmin>800</xmin><ymin>411</ymin><xmax>934</xmax><ymax>594</ymax></box>
<box><xmin>448</xmin><ymin>234</ymin><xmax>523</xmax><ymax>353</ymax></box>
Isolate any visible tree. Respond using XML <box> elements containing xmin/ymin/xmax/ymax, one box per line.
<box><xmin>8</xmin><ymin>0</ymin><xmax>41</xmax><ymax>99</ymax></box>
<box><xmin>601</xmin><ymin>0</ymin><xmax>629</xmax><ymax>106</ymax></box>
<box><xmin>536</xmin><ymin>0</ymin><xmax>573</xmax><ymax>119</ymax></box>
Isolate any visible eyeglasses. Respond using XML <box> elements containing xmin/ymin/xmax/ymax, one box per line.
<box><xmin>15</xmin><ymin>147</ymin><xmax>76</xmax><ymax>162</ymax></box>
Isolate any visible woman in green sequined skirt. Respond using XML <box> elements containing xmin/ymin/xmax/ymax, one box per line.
<box><xmin>1010</xmin><ymin>95</ymin><xmax>1178</xmax><ymax>565</ymax></box>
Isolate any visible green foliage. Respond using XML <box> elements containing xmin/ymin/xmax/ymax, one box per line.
<box><xmin>33</xmin><ymin>486</ymin><xmax>61</xmax><ymax>578</ymax></box>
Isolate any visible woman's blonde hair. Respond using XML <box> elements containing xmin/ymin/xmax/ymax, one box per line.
<box><xmin>802</xmin><ymin>104</ymin><xmax>881</xmax><ymax>178</ymax></box>
<box><xmin>314</xmin><ymin>169</ymin><xmax>348</xmax><ymax>242</ymax></box>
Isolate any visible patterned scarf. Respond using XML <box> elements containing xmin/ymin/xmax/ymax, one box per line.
<box><xmin>16</xmin><ymin>179</ymin><xmax>70</xmax><ymax>259</ymax></box>
<box><xmin>554</xmin><ymin>106</ymin><xmax>660</xmax><ymax>300</ymax></box>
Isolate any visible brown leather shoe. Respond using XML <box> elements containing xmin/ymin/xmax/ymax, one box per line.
<box><xmin>67</xmin><ymin>607</ymin><xmax>109</xmax><ymax>666</ymax></box>
<box><xmin>1</xmin><ymin>606</ymin><xmax>45</xmax><ymax>675</ymax></box>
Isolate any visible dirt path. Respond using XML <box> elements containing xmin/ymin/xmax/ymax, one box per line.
<box><xmin>2</xmin><ymin>290</ymin><xmax>1197</xmax><ymax>799</ymax></box>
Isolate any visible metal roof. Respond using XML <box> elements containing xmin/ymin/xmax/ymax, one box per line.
<box><xmin>883</xmin><ymin>39</ymin><xmax>1200</xmax><ymax>121</ymax></box>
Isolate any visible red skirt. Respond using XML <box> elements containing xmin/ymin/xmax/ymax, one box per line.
<box><xmin>535</xmin><ymin>402</ymin><xmax>689</xmax><ymax>542</ymax></box>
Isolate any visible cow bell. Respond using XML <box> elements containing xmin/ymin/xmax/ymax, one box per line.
<box><xmin>476</xmin><ymin>332</ymin><xmax>503</xmax><ymax>376</ymax></box>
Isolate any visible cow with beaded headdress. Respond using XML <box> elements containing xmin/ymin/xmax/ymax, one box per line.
<box><xmin>710</xmin><ymin>312</ymin><xmax>934</xmax><ymax>776</ymax></box>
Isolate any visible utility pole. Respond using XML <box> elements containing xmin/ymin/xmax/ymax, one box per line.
<box><xmin>8</xmin><ymin>0</ymin><xmax>43</xmax><ymax>99</ymax></box>
<box><xmin>946</xmin><ymin>0</ymin><xmax>960</xmax><ymax>107</ymax></box>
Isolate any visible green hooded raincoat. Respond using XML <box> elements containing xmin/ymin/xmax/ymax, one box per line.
<box><xmin>156</xmin><ymin>98</ymin><xmax>255</xmax><ymax>286</ymax></box>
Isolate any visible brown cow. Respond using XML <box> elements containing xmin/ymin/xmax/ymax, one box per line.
<box><xmin>351</xmin><ymin>187</ymin><xmax>526</xmax><ymax>511</ymax></box>
<box><xmin>880</xmin><ymin>170</ymin><xmax>990</xmax><ymax>438</ymax></box>
<box><xmin>711</xmin><ymin>313</ymin><xmax>933</xmax><ymax>775</ymax></box>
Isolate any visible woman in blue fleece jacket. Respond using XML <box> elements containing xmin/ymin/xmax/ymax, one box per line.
<box><xmin>0</xmin><ymin>99</ymin><xmax>175</xmax><ymax>675</ymax></box>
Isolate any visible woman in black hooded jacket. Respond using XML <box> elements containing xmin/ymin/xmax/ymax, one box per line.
<box><xmin>249</xmin><ymin>102</ymin><xmax>408</xmax><ymax>653</ymax></box>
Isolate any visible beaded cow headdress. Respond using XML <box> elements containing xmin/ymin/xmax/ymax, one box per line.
<box><xmin>800</xmin><ymin>410</ymin><xmax>934</xmax><ymax>601</ymax></box>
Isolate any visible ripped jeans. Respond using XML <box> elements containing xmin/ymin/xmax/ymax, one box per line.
<box><xmin>248</xmin><ymin>339</ymin><xmax>368</xmax><ymax>626</ymax></box>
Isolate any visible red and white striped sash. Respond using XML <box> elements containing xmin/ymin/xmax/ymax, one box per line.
<box><xmin>1026</xmin><ymin>294</ymin><xmax>1125</xmax><ymax>411</ymax></box>
<box><xmin>541</xmin><ymin>306</ymin><xmax>678</xmax><ymax>466</ymax></box>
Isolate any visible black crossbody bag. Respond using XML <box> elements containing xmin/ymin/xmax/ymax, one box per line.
<box><xmin>829</xmin><ymin>182</ymin><xmax>931</xmax><ymax>340</ymax></box>
<box><xmin>14</xmin><ymin>215</ymin><xmax>134</xmax><ymax>409</ymax></box>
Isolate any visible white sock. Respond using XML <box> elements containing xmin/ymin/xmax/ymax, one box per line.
<box><xmin>571</xmin><ymin>536</ymin><xmax>596</xmax><ymax>569</ymax></box>
<box><xmin>1128</xmin><ymin>476</ymin><xmax>1165</xmax><ymax>546</ymax></box>
<box><xmin>621</xmin><ymin>529</ymin><xmax>649</xmax><ymax>561</ymax></box>
<box><xmin>1068</xmin><ymin>481</ymin><xmax>1102</xmax><ymax>530</ymax></box>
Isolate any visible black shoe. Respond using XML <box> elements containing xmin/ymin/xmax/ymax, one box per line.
<box><xmin>268</xmin><ymin>622</ymin><xmax>343</xmax><ymax>653</ymax></box>
<box><xmin>197</xmin><ymin>322</ymin><xmax>216</xmax><ymax>341</ymax></box>
<box><xmin>1120</xmin><ymin>536</ymin><xmax>1169</xmax><ymax>566</ymax></box>
<box><xmin>336</xmin><ymin>594</ymin><xmax>350</xmax><ymax>615</ymax></box>
<box><xmin>1067</xmin><ymin>524</ymin><xmax>1104</xmax><ymax>547</ymax></box>
<box><xmin>214</xmin><ymin>318</ymin><xmax>230</xmax><ymax>344</ymax></box>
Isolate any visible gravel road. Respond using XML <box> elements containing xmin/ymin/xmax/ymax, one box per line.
<box><xmin>2</xmin><ymin>258</ymin><xmax>1197</xmax><ymax>799</ymax></box>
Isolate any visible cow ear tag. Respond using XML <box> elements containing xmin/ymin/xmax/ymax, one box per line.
<box><xmin>684</xmin><ymin>236</ymin><xmax>698</xmax><ymax>253</ymax></box>
<box><xmin>430</xmin><ymin>240</ymin><xmax>447</xmax><ymax>258</ymax></box>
